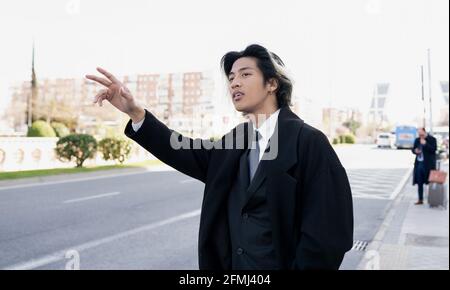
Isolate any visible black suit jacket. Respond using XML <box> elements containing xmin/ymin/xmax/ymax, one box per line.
<box><xmin>124</xmin><ymin>106</ymin><xmax>354</xmax><ymax>270</ymax></box>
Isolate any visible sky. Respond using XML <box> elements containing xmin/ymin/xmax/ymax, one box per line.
<box><xmin>0</xmin><ymin>0</ymin><xmax>448</xmax><ymax>126</ymax></box>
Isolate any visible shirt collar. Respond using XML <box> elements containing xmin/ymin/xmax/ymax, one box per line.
<box><xmin>252</xmin><ymin>108</ymin><xmax>281</xmax><ymax>141</ymax></box>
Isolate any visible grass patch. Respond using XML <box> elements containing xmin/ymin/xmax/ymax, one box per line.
<box><xmin>0</xmin><ymin>159</ymin><xmax>163</xmax><ymax>181</ymax></box>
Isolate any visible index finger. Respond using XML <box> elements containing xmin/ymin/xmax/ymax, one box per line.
<box><xmin>85</xmin><ymin>75</ymin><xmax>112</xmax><ymax>87</ymax></box>
<box><xmin>97</xmin><ymin>67</ymin><xmax>120</xmax><ymax>84</ymax></box>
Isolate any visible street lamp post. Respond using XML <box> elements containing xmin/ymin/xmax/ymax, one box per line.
<box><xmin>427</xmin><ymin>49</ymin><xmax>434</xmax><ymax>134</ymax></box>
<box><xmin>421</xmin><ymin>65</ymin><xmax>426</xmax><ymax>129</ymax></box>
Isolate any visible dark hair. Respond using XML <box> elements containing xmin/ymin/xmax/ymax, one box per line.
<box><xmin>220</xmin><ymin>44</ymin><xmax>293</xmax><ymax>108</ymax></box>
<box><xmin>420</xmin><ymin>127</ymin><xmax>426</xmax><ymax>132</ymax></box>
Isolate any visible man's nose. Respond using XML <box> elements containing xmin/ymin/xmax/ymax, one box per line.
<box><xmin>230</xmin><ymin>79</ymin><xmax>241</xmax><ymax>89</ymax></box>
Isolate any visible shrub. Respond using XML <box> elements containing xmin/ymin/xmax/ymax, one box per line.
<box><xmin>55</xmin><ymin>134</ymin><xmax>97</xmax><ymax>168</ymax></box>
<box><xmin>98</xmin><ymin>137</ymin><xmax>132</xmax><ymax>164</ymax></box>
<box><xmin>51</xmin><ymin>122</ymin><xmax>70</xmax><ymax>138</ymax></box>
<box><xmin>209</xmin><ymin>136</ymin><xmax>221</xmax><ymax>142</ymax></box>
<box><xmin>344</xmin><ymin>134</ymin><xmax>356</xmax><ymax>144</ymax></box>
<box><xmin>27</xmin><ymin>120</ymin><xmax>56</xmax><ymax>137</ymax></box>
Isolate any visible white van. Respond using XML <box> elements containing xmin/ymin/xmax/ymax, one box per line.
<box><xmin>376</xmin><ymin>133</ymin><xmax>394</xmax><ymax>148</ymax></box>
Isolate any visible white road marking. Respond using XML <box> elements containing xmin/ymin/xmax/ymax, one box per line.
<box><xmin>389</xmin><ymin>167</ymin><xmax>413</xmax><ymax>200</ymax></box>
<box><xmin>352</xmin><ymin>192</ymin><xmax>389</xmax><ymax>200</ymax></box>
<box><xmin>2</xmin><ymin>209</ymin><xmax>201</xmax><ymax>270</ymax></box>
<box><xmin>63</xmin><ymin>192</ymin><xmax>121</xmax><ymax>204</ymax></box>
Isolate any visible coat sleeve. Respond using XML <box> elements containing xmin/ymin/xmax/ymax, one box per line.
<box><xmin>124</xmin><ymin>109</ymin><xmax>212</xmax><ymax>183</ymax></box>
<box><xmin>292</xmin><ymin>130</ymin><xmax>354</xmax><ymax>270</ymax></box>
<box><xmin>422</xmin><ymin>136</ymin><xmax>437</xmax><ymax>154</ymax></box>
<box><xmin>412</xmin><ymin>138</ymin><xmax>419</xmax><ymax>155</ymax></box>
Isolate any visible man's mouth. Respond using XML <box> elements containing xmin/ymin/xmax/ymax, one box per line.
<box><xmin>233</xmin><ymin>91</ymin><xmax>244</xmax><ymax>101</ymax></box>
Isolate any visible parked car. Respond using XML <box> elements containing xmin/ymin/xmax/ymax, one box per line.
<box><xmin>376</xmin><ymin>133</ymin><xmax>395</xmax><ymax>148</ymax></box>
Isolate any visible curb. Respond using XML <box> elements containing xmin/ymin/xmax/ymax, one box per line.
<box><xmin>0</xmin><ymin>164</ymin><xmax>173</xmax><ymax>191</ymax></box>
<box><xmin>356</xmin><ymin>167</ymin><xmax>414</xmax><ymax>270</ymax></box>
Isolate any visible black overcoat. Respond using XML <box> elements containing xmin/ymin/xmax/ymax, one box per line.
<box><xmin>412</xmin><ymin>135</ymin><xmax>437</xmax><ymax>185</ymax></box>
<box><xmin>124</xmin><ymin>106</ymin><xmax>354</xmax><ymax>270</ymax></box>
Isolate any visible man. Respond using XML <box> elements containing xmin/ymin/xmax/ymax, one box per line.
<box><xmin>412</xmin><ymin>127</ymin><xmax>437</xmax><ymax>205</ymax></box>
<box><xmin>85</xmin><ymin>44</ymin><xmax>354</xmax><ymax>270</ymax></box>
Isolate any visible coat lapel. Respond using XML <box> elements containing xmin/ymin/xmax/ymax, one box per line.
<box><xmin>240</xmin><ymin>107</ymin><xmax>304</xmax><ymax>212</ymax></box>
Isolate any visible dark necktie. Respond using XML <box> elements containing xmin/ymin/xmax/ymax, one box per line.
<box><xmin>248</xmin><ymin>130</ymin><xmax>261</xmax><ymax>182</ymax></box>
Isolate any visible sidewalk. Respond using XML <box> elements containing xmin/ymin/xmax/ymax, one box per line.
<box><xmin>359</xmin><ymin>160</ymin><xmax>449</xmax><ymax>270</ymax></box>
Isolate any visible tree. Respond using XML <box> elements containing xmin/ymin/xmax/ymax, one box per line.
<box><xmin>343</xmin><ymin>119</ymin><xmax>362</xmax><ymax>136</ymax></box>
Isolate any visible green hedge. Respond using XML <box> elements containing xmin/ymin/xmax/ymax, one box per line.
<box><xmin>27</xmin><ymin>120</ymin><xmax>56</xmax><ymax>137</ymax></box>
<box><xmin>333</xmin><ymin>134</ymin><xmax>356</xmax><ymax>144</ymax></box>
<box><xmin>344</xmin><ymin>134</ymin><xmax>356</xmax><ymax>144</ymax></box>
<box><xmin>51</xmin><ymin>122</ymin><xmax>70</xmax><ymax>138</ymax></box>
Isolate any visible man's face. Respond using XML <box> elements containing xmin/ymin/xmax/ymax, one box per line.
<box><xmin>418</xmin><ymin>129</ymin><xmax>427</xmax><ymax>138</ymax></box>
<box><xmin>227</xmin><ymin>57</ymin><xmax>273</xmax><ymax>114</ymax></box>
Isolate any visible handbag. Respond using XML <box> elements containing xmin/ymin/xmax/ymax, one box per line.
<box><xmin>428</xmin><ymin>170</ymin><xmax>447</xmax><ymax>184</ymax></box>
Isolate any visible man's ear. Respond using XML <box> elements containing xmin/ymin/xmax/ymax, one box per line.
<box><xmin>267</xmin><ymin>78</ymin><xmax>279</xmax><ymax>92</ymax></box>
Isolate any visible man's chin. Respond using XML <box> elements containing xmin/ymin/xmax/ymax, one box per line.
<box><xmin>236</xmin><ymin>109</ymin><xmax>251</xmax><ymax>118</ymax></box>
<box><xmin>233</xmin><ymin>104</ymin><xmax>251</xmax><ymax>115</ymax></box>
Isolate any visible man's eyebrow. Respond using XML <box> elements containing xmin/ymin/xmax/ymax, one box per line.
<box><xmin>228</xmin><ymin>67</ymin><xmax>255</xmax><ymax>75</ymax></box>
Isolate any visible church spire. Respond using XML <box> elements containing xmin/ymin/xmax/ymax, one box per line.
<box><xmin>31</xmin><ymin>40</ymin><xmax>36</xmax><ymax>88</ymax></box>
<box><xmin>27</xmin><ymin>40</ymin><xmax>37</xmax><ymax>127</ymax></box>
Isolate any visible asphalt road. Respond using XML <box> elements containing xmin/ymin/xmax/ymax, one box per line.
<box><xmin>0</xmin><ymin>145</ymin><xmax>414</xmax><ymax>269</ymax></box>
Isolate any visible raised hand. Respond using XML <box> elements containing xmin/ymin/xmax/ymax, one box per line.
<box><xmin>85</xmin><ymin>67</ymin><xmax>144</xmax><ymax>121</ymax></box>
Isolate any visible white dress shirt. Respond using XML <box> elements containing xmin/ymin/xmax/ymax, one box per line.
<box><xmin>131</xmin><ymin>108</ymin><xmax>281</xmax><ymax>162</ymax></box>
<box><xmin>131</xmin><ymin>117</ymin><xmax>145</xmax><ymax>132</ymax></box>
<box><xmin>251</xmin><ymin>109</ymin><xmax>280</xmax><ymax>162</ymax></box>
